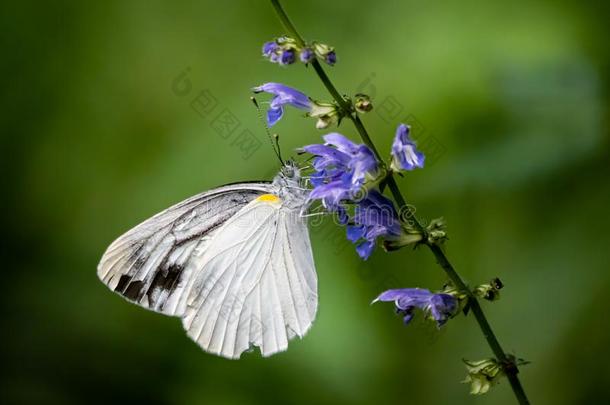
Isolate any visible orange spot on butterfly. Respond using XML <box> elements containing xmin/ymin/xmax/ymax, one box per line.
<box><xmin>256</xmin><ymin>194</ymin><xmax>281</xmax><ymax>203</ymax></box>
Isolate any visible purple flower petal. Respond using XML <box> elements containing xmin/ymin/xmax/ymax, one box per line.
<box><xmin>401</xmin><ymin>309</ymin><xmax>415</xmax><ymax>325</ymax></box>
<box><xmin>253</xmin><ymin>83</ymin><xmax>312</xmax><ymax>126</ymax></box>
<box><xmin>323</xmin><ymin>133</ymin><xmax>360</xmax><ymax>154</ymax></box>
<box><xmin>428</xmin><ymin>294</ymin><xmax>457</xmax><ymax>327</ymax></box>
<box><xmin>262</xmin><ymin>41</ymin><xmax>278</xmax><ymax>57</ymax></box>
<box><xmin>301</xmin><ymin>144</ymin><xmax>351</xmax><ymax>168</ymax></box>
<box><xmin>356</xmin><ymin>240</ymin><xmax>375</xmax><ymax>260</ymax></box>
<box><xmin>309</xmin><ymin>180</ymin><xmax>350</xmax><ymax>207</ymax></box>
<box><xmin>347</xmin><ymin>225</ymin><xmax>365</xmax><ymax>242</ymax></box>
<box><xmin>300</xmin><ymin>48</ymin><xmax>314</xmax><ymax>63</ymax></box>
<box><xmin>279</xmin><ymin>49</ymin><xmax>295</xmax><ymax>65</ymax></box>
<box><xmin>266</xmin><ymin>107</ymin><xmax>283</xmax><ymax>127</ymax></box>
<box><xmin>391</xmin><ymin>124</ymin><xmax>425</xmax><ymax>171</ymax></box>
<box><xmin>374</xmin><ymin>288</ymin><xmax>458</xmax><ymax>328</ymax></box>
<box><xmin>349</xmin><ymin>145</ymin><xmax>378</xmax><ymax>185</ymax></box>
<box><xmin>353</xmin><ymin>191</ymin><xmax>401</xmax><ymax>233</ymax></box>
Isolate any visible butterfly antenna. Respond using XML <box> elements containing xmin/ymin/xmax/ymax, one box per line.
<box><xmin>251</xmin><ymin>96</ymin><xmax>284</xmax><ymax>166</ymax></box>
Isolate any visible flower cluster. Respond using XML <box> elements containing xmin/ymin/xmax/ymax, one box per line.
<box><xmin>302</xmin><ymin>133</ymin><xmax>378</xmax><ymax>217</ymax></box>
<box><xmin>373</xmin><ymin>288</ymin><xmax>458</xmax><ymax>327</ymax></box>
<box><xmin>262</xmin><ymin>36</ymin><xmax>336</xmax><ymax>66</ymax></box>
<box><xmin>302</xmin><ymin>130</ymin><xmax>423</xmax><ymax>259</ymax></box>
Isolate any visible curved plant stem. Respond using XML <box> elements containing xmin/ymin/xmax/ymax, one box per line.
<box><xmin>270</xmin><ymin>1</ymin><xmax>530</xmax><ymax>404</ymax></box>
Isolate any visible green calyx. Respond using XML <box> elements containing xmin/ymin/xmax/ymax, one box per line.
<box><xmin>462</xmin><ymin>355</ymin><xmax>529</xmax><ymax>395</ymax></box>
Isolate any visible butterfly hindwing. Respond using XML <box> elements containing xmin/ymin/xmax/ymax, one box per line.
<box><xmin>181</xmin><ymin>195</ymin><xmax>318</xmax><ymax>359</ymax></box>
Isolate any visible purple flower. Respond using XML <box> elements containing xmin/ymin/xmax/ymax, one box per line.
<box><xmin>253</xmin><ymin>83</ymin><xmax>312</xmax><ymax>126</ymax></box>
<box><xmin>301</xmin><ymin>134</ymin><xmax>402</xmax><ymax>259</ymax></box>
<box><xmin>373</xmin><ymin>288</ymin><xmax>457</xmax><ymax>327</ymax></box>
<box><xmin>279</xmin><ymin>49</ymin><xmax>295</xmax><ymax>65</ymax></box>
<box><xmin>325</xmin><ymin>51</ymin><xmax>337</xmax><ymax>65</ymax></box>
<box><xmin>262</xmin><ymin>41</ymin><xmax>278</xmax><ymax>57</ymax></box>
<box><xmin>322</xmin><ymin>134</ymin><xmax>379</xmax><ymax>183</ymax></box>
<box><xmin>302</xmin><ymin>133</ymin><xmax>379</xmax><ymax>218</ymax></box>
<box><xmin>391</xmin><ymin>124</ymin><xmax>425</xmax><ymax>171</ymax></box>
<box><xmin>347</xmin><ymin>190</ymin><xmax>402</xmax><ymax>259</ymax></box>
<box><xmin>300</xmin><ymin>48</ymin><xmax>314</xmax><ymax>63</ymax></box>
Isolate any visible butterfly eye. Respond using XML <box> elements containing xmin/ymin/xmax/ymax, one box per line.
<box><xmin>284</xmin><ymin>166</ymin><xmax>295</xmax><ymax>178</ymax></box>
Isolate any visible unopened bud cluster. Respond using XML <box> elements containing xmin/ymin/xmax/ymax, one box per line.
<box><xmin>262</xmin><ymin>36</ymin><xmax>337</xmax><ymax>66</ymax></box>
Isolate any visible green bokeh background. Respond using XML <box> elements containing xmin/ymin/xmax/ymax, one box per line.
<box><xmin>2</xmin><ymin>0</ymin><xmax>609</xmax><ymax>404</ymax></box>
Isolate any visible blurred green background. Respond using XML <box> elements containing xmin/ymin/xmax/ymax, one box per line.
<box><xmin>2</xmin><ymin>0</ymin><xmax>609</xmax><ymax>404</ymax></box>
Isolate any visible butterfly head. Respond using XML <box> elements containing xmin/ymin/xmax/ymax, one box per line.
<box><xmin>280</xmin><ymin>159</ymin><xmax>300</xmax><ymax>181</ymax></box>
<box><xmin>272</xmin><ymin>160</ymin><xmax>310</xmax><ymax>209</ymax></box>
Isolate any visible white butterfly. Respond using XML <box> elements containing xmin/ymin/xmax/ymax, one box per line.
<box><xmin>97</xmin><ymin>162</ymin><xmax>318</xmax><ymax>359</ymax></box>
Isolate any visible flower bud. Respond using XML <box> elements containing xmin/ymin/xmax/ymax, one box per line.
<box><xmin>474</xmin><ymin>278</ymin><xmax>503</xmax><ymax>301</ymax></box>
<box><xmin>426</xmin><ymin>217</ymin><xmax>447</xmax><ymax>245</ymax></box>
<box><xmin>262</xmin><ymin>41</ymin><xmax>279</xmax><ymax>57</ymax></box>
<box><xmin>279</xmin><ymin>49</ymin><xmax>295</xmax><ymax>65</ymax></box>
<box><xmin>354</xmin><ymin>93</ymin><xmax>373</xmax><ymax>113</ymax></box>
<box><xmin>299</xmin><ymin>48</ymin><xmax>314</xmax><ymax>63</ymax></box>
<box><xmin>312</xmin><ymin>42</ymin><xmax>337</xmax><ymax>66</ymax></box>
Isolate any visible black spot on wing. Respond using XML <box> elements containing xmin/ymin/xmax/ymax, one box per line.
<box><xmin>146</xmin><ymin>263</ymin><xmax>183</xmax><ymax>308</ymax></box>
<box><xmin>116</xmin><ymin>274</ymin><xmax>131</xmax><ymax>292</ymax></box>
<box><xmin>124</xmin><ymin>280</ymin><xmax>145</xmax><ymax>301</ymax></box>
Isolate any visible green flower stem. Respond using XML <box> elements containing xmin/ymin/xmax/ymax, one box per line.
<box><xmin>270</xmin><ymin>1</ymin><xmax>530</xmax><ymax>404</ymax></box>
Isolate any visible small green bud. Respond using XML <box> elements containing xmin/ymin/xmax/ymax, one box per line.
<box><xmin>474</xmin><ymin>277</ymin><xmax>503</xmax><ymax>301</ymax></box>
<box><xmin>354</xmin><ymin>93</ymin><xmax>373</xmax><ymax>113</ymax></box>
<box><xmin>426</xmin><ymin>217</ymin><xmax>447</xmax><ymax>245</ymax></box>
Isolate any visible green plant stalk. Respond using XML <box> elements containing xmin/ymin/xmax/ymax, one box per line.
<box><xmin>270</xmin><ymin>1</ymin><xmax>530</xmax><ymax>404</ymax></box>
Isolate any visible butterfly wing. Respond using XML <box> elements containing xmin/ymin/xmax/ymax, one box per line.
<box><xmin>97</xmin><ymin>182</ymin><xmax>272</xmax><ymax>316</ymax></box>
<box><xmin>182</xmin><ymin>195</ymin><xmax>318</xmax><ymax>359</ymax></box>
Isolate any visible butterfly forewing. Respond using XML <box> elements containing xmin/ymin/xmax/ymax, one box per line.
<box><xmin>97</xmin><ymin>182</ymin><xmax>272</xmax><ymax>316</ymax></box>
